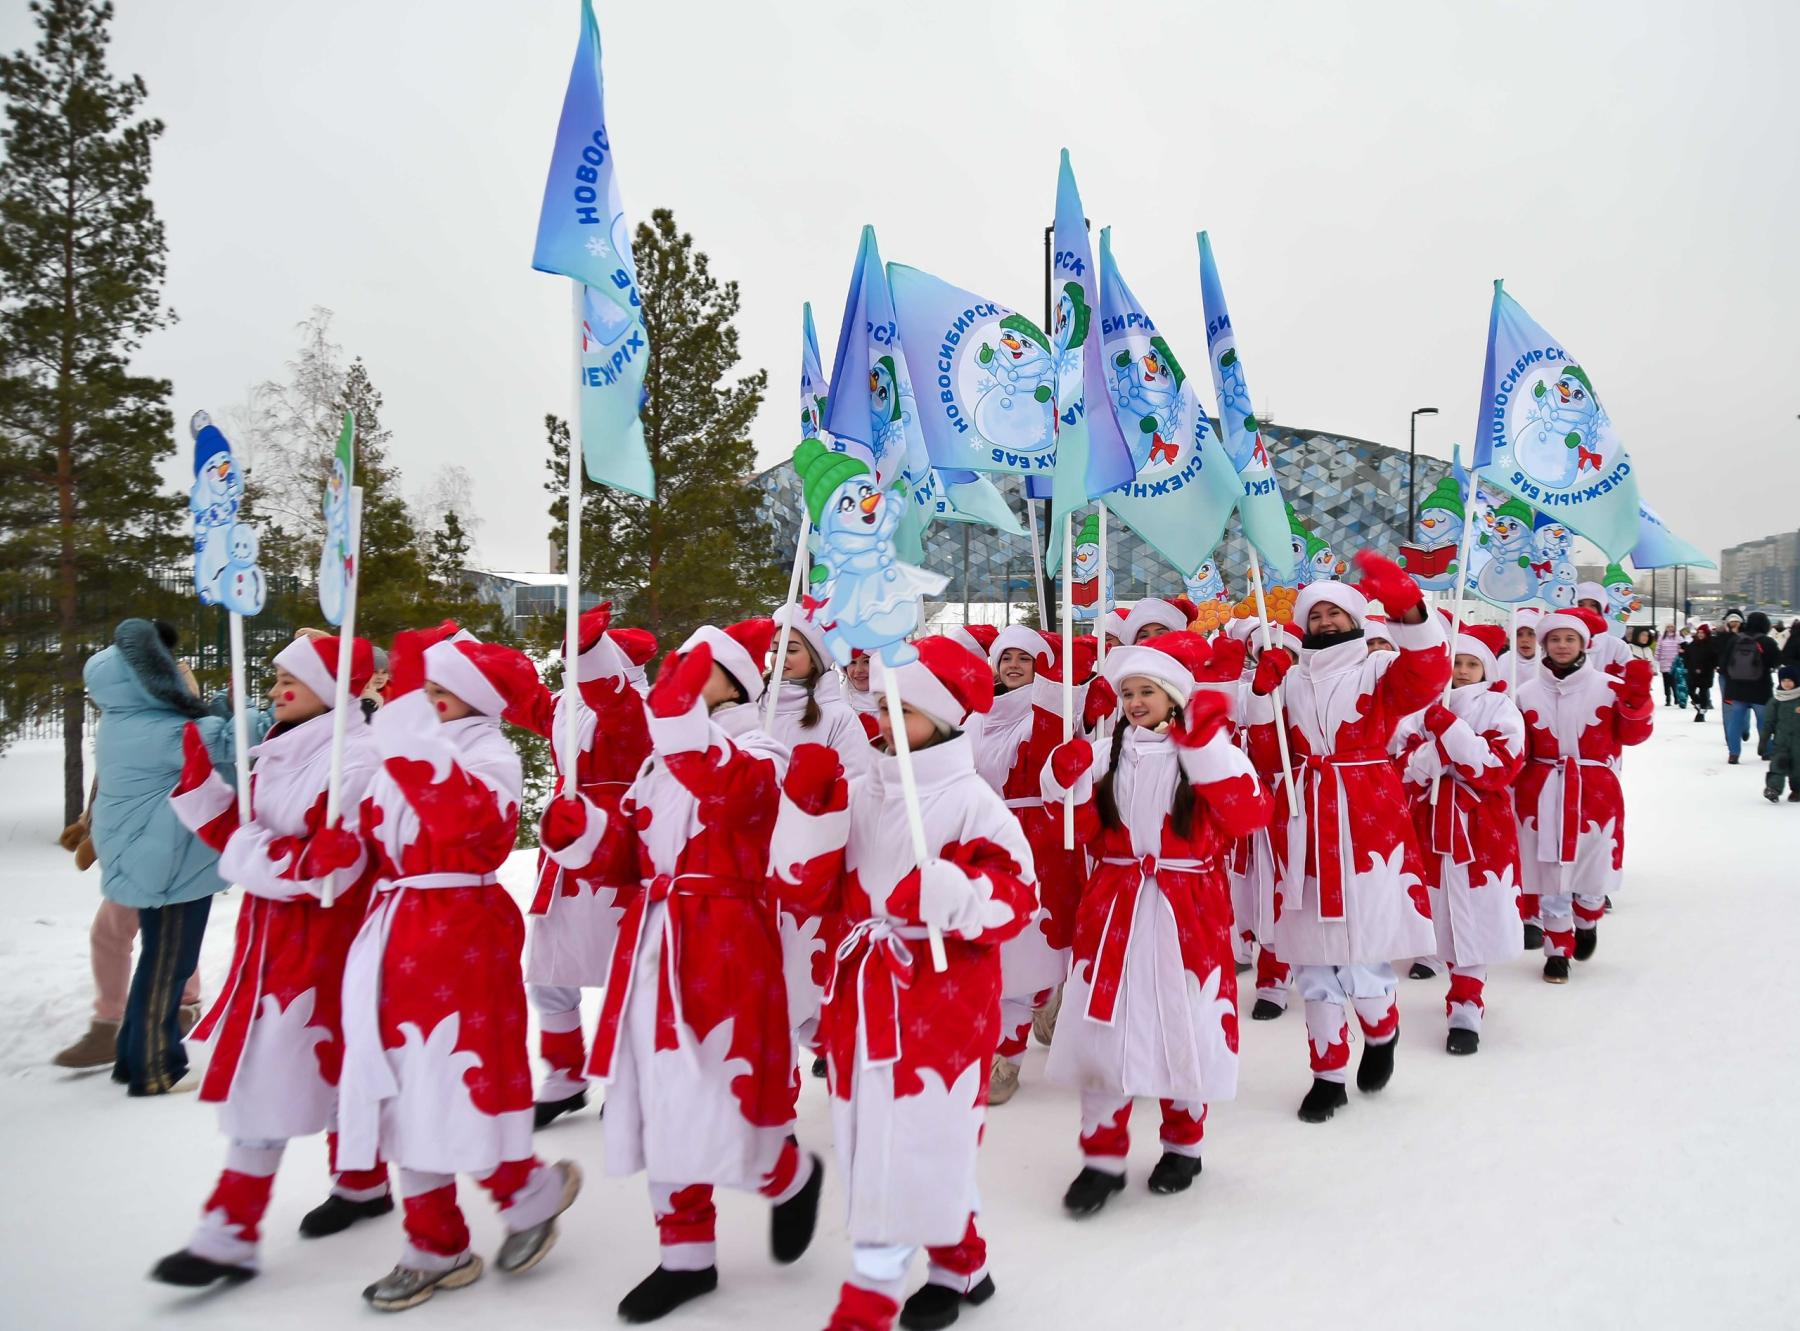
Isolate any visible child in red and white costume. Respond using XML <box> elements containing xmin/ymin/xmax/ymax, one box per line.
<box><xmin>1512</xmin><ymin>609</ymin><xmax>1654</xmax><ymax>982</ymax></box>
<box><xmin>543</xmin><ymin>619</ymin><xmax>823</xmax><ymax>1325</ymax></box>
<box><xmin>336</xmin><ymin>628</ymin><xmax>580</xmax><ymax>1311</ymax></box>
<box><xmin>1040</xmin><ymin>632</ymin><xmax>1270</xmax><ymax>1215</ymax></box>
<box><xmin>513</xmin><ymin>603</ymin><xmax>657</xmax><ymax>1127</ymax></box>
<box><xmin>1101</xmin><ymin>606</ymin><xmax>1130</xmax><ymax>654</ymax></box>
<box><xmin>769</xmin><ymin>636</ymin><xmax>1036</xmax><ymax>1331</ymax></box>
<box><xmin>1392</xmin><ymin>624</ymin><xmax>1526</xmax><ymax>1054</ymax></box>
<box><xmin>152</xmin><ymin>633</ymin><xmax>391</xmax><ymax>1289</ymax></box>
<box><xmin>1122</xmin><ymin>596</ymin><xmax>1197</xmax><ymax>644</ymax></box>
<box><xmin>1221</xmin><ymin>618</ymin><xmax>1291</xmax><ymax>1020</ymax></box>
<box><xmin>1501</xmin><ymin>607</ymin><xmax>1544</xmax><ymax>945</ymax></box>
<box><xmin>1243</xmin><ymin>553</ymin><xmax>1450</xmax><ymax>1124</ymax></box>
<box><xmin>843</xmin><ymin>649</ymin><xmax>885</xmax><ymax>742</ymax></box>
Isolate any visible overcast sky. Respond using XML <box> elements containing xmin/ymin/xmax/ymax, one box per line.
<box><xmin>7</xmin><ymin>0</ymin><xmax>1795</xmax><ymax>572</ymax></box>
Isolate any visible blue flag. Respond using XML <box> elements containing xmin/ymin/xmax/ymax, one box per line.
<box><xmin>533</xmin><ymin>0</ymin><xmax>651</xmax><ymax>496</ymax></box>
<box><xmin>1094</xmin><ymin>228</ymin><xmax>1239</xmax><ymax>577</ymax></box>
<box><xmin>1469</xmin><ymin>280</ymin><xmax>1641</xmax><ymax>557</ymax></box>
<box><xmin>801</xmin><ymin>302</ymin><xmax>829</xmax><ymax>443</ymax></box>
<box><xmin>1197</xmin><ymin>231</ymin><xmax>1289</xmax><ymax>571</ymax></box>
<box><xmin>1044</xmin><ymin>151</ymin><xmax>1138</xmax><ymax>571</ymax></box>
<box><xmin>1630</xmin><ymin>501</ymin><xmax>1714</xmax><ymax>570</ymax></box>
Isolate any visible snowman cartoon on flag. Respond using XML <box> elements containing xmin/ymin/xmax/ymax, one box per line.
<box><xmin>1063</xmin><ymin>513</ymin><xmax>1113</xmax><ymax>623</ymax></box>
<box><xmin>189</xmin><ymin>411</ymin><xmax>265</xmax><ymax>616</ymax></box>
<box><xmin>1109</xmin><ymin>335</ymin><xmax>1186</xmax><ymax>472</ymax></box>
<box><xmin>794</xmin><ymin>438</ymin><xmax>947</xmax><ymax>666</ymax></box>
<box><xmin>1515</xmin><ymin>365</ymin><xmax>1608</xmax><ymax>490</ymax></box>
<box><xmin>973</xmin><ymin>316</ymin><xmax>1056</xmax><ymax>454</ymax></box>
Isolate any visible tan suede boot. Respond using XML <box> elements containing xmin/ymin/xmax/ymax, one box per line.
<box><xmin>53</xmin><ymin>1019</ymin><xmax>119</xmax><ymax>1070</ymax></box>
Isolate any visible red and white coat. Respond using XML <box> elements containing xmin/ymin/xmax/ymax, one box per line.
<box><xmin>1246</xmin><ymin>616</ymin><xmax>1450</xmax><ymax>966</ymax></box>
<box><xmin>582</xmin><ymin>701</ymin><xmax>798</xmax><ymax>1189</ymax></box>
<box><xmin>967</xmin><ymin>678</ymin><xmax>1082</xmax><ymax>997</ymax></box>
<box><xmin>1041</xmin><ymin>726</ymin><xmax>1271</xmax><ymax>1104</ymax></box>
<box><xmin>514</xmin><ymin>636</ymin><xmax>650</xmax><ymax>987</ymax></box>
<box><xmin>770</xmin><ymin>735</ymin><xmax>1035</xmax><ymax>1246</ymax></box>
<box><xmin>177</xmin><ymin>711</ymin><xmax>380</xmax><ymax>1142</ymax></box>
<box><xmin>1513</xmin><ymin>661</ymin><xmax>1653</xmax><ymax>898</ymax></box>
<box><xmin>1392</xmin><ymin>683</ymin><xmax>1527</xmax><ymax>966</ymax></box>
<box><xmin>336</xmin><ymin>694</ymin><xmax>533</xmax><ymax>1175</ymax></box>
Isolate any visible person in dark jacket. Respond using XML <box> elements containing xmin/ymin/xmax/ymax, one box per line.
<box><xmin>1765</xmin><ymin>668</ymin><xmax>1800</xmax><ymax>803</ymax></box>
<box><xmin>1715</xmin><ymin>611</ymin><xmax>1781</xmax><ymax>764</ymax></box>
<box><xmin>1684</xmin><ymin>625</ymin><xmax>1717</xmax><ymax>722</ymax></box>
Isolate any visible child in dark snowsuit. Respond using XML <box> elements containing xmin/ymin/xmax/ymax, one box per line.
<box><xmin>1766</xmin><ymin>669</ymin><xmax>1800</xmax><ymax>804</ymax></box>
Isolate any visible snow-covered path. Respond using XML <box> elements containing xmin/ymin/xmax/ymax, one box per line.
<box><xmin>0</xmin><ymin>714</ymin><xmax>1791</xmax><ymax>1328</ymax></box>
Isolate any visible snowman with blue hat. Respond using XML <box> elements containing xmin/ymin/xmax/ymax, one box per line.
<box><xmin>188</xmin><ymin>411</ymin><xmax>255</xmax><ymax>607</ymax></box>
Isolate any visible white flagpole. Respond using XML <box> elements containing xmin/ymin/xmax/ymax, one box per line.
<box><xmin>320</xmin><ymin>486</ymin><xmax>364</xmax><ymax>909</ymax></box>
<box><xmin>226</xmin><ymin>611</ymin><xmax>252</xmax><ymax>826</ymax></box>
<box><xmin>765</xmin><ymin>511</ymin><xmax>813</xmax><ymax>731</ymax></box>
<box><xmin>564</xmin><ymin>281</ymin><xmax>585</xmax><ymax>786</ymax></box>
<box><xmin>1246</xmin><ymin>545</ymin><xmax>1300</xmax><ymax>820</ymax></box>
<box><xmin>1026</xmin><ymin>498</ymin><xmax>1048</xmax><ymax>628</ymax></box>
<box><xmin>1061</xmin><ymin>513</ymin><xmax>1075</xmax><ymax>851</ymax></box>
<box><xmin>882</xmin><ymin>669</ymin><xmax>946</xmax><ymax>972</ymax></box>
<box><xmin>1431</xmin><ymin>473</ymin><xmax>1487</xmax><ymax>806</ymax></box>
<box><xmin>1096</xmin><ymin>503</ymin><xmax>1109</xmax><ymax>668</ymax></box>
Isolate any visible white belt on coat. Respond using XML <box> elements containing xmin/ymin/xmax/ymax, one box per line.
<box><xmin>336</xmin><ymin>870</ymin><xmax>499</xmax><ymax>1170</ymax></box>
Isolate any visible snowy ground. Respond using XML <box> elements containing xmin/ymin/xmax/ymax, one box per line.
<box><xmin>1</xmin><ymin>716</ymin><xmax>1792</xmax><ymax>1329</ymax></box>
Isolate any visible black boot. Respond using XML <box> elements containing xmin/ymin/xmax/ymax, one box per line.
<box><xmin>1768</xmin><ymin>789</ymin><xmax>1784</xmax><ymax>804</ymax></box>
<box><xmin>533</xmin><ymin>1088</ymin><xmax>588</xmax><ymax>1130</ymax></box>
<box><xmin>618</xmin><ymin>1266</ymin><xmax>719</xmax><ymax>1323</ymax></box>
<box><xmin>1603</xmin><ymin>896</ymin><xmax>1613</xmax><ymax>913</ymax></box>
<box><xmin>150</xmin><ymin>1249</ymin><xmax>257</xmax><ymax>1287</ymax></box>
<box><xmin>770</xmin><ymin>1152</ymin><xmax>824</xmax><ymax>1264</ymax></box>
<box><xmin>1061</xmin><ymin>1166</ymin><xmax>1125</xmax><ymax>1216</ymax></box>
<box><xmin>899</xmin><ymin>1275</ymin><xmax>996</xmax><ymax>1330</ymax></box>
<box><xmin>1146</xmin><ymin>1152</ymin><xmax>1203</xmax><ymax>1194</ymax></box>
<box><xmin>1445</xmin><ymin>1028</ymin><xmax>1480</xmax><ymax>1056</ymax></box>
<box><xmin>1573</xmin><ymin>928</ymin><xmax>1598</xmax><ymax>962</ymax></box>
<box><xmin>1297</xmin><ymin>1078</ymin><xmax>1348</xmax><ymax>1123</ymax></box>
<box><xmin>1356</xmin><ymin>1039</ymin><xmax>1395</xmax><ymax>1093</ymax></box>
<box><xmin>810</xmin><ymin>1054</ymin><xmax>827</xmax><ymax>1078</ymax></box>
<box><xmin>1234</xmin><ymin>959</ymin><xmax>1252</xmax><ymax>975</ymax></box>
<box><xmin>1250</xmin><ymin>997</ymin><xmax>1285</xmax><ymax>1021</ymax></box>
<box><xmin>1522</xmin><ymin>922</ymin><xmax>1544</xmax><ymax>951</ymax></box>
<box><xmin>1408</xmin><ymin>961</ymin><xmax>1436</xmax><ymax>980</ymax></box>
<box><xmin>298</xmin><ymin>1190</ymin><xmax>394</xmax><ymax>1238</ymax></box>
<box><xmin>1543</xmin><ymin>955</ymin><xmax>1570</xmax><ymax>983</ymax></box>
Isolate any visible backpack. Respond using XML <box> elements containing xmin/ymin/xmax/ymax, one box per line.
<box><xmin>1725</xmin><ymin>636</ymin><xmax>1764</xmax><ymax>684</ymax></box>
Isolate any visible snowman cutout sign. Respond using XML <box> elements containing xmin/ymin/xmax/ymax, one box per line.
<box><xmin>1063</xmin><ymin>513</ymin><xmax>1113</xmax><ymax>624</ymax></box>
<box><xmin>189</xmin><ymin>411</ymin><xmax>265</xmax><ymax>616</ymax></box>
<box><xmin>318</xmin><ymin>412</ymin><xmax>355</xmax><ymax>626</ymax></box>
<box><xmin>1474</xmin><ymin>496</ymin><xmax>1538</xmax><ymax>603</ymax></box>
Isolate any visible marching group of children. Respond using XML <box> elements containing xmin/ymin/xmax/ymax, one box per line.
<box><xmin>142</xmin><ymin>546</ymin><xmax>1655</xmax><ymax>1331</ymax></box>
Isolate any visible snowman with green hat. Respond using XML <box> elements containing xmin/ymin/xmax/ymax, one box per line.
<box><xmin>1109</xmin><ymin>333</ymin><xmax>1186</xmax><ymax>472</ymax></box>
<box><xmin>1063</xmin><ymin>511</ymin><xmax>1113</xmax><ymax>622</ymax></box>
<box><xmin>792</xmin><ymin>438</ymin><xmax>947</xmax><ymax>665</ymax></box>
<box><xmin>1516</xmin><ymin>363</ymin><xmax>1606</xmax><ymax>490</ymax></box>
<box><xmin>1601</xmin><ymin>560</ymin><xmax>1641</xmax><ymax>629</ymax></box>
<box><xmin>974</xmin><ymin>314</ymin><xmax>1056</xmax><ymax>454</ymax></box>
<box><xmin>1474</xmin><ymin>494</ymin><xmax>1537</xmax><ymax>603</ymax></box>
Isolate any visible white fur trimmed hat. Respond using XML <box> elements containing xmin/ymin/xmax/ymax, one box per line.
<box><xmin>680</xmin><ymin>618</ymin><xmax>780</xmax><ymax>705</ymax></box>
<box><xmin>273</xmin><ymin>634</ymin><xmax>373</xmax><ymax>708</ymax></box>
<box><xmin>1293</xmin><ymin>580</ymin><xmax>1369</xmax><ymax>632</ymax></box>
<box><xmin>872</xmin><ymin>636</ymin><xmax>996</xmax><ymax>730</ymax></box>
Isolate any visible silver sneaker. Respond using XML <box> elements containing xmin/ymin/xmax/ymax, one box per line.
<box><xmin>987</xmin><ymin>1056</ymin><xmax>1021</xmax><ymax>1106</ymax></box>
<box><xmin>496</xmin><ymin>1159</ymin><xmax>583</xmax><ymax>1276</ymax></box>
<box><xmin>362</xmin><ymin>1254</ymin><xmax>483</xmax><ymax>1312</ymax></box>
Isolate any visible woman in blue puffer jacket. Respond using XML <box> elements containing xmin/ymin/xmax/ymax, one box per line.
<box><xmin>84</xmin><ymin>618</ymin><xmax>263</xmax><ymax>1095</ymax></box>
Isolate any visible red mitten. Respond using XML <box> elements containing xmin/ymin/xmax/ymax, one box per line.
<box><xmin>1352</xmin><ymin>549</ymin><xmax>1424</xmax><ymax>617</ymax></box>
<box><xmin>1252</xmin><ymin>647</ymin><xmax>1294</xmax><ymax>697</ymax></box>
<box><xmin>1617</xmin><ymin>657</ymin><xmax>1654</xmax><ymax>708</ymax></box>
<box><xmin>1067</xmin><ymin>636</ymin><xmax>1099</xmax><ymax>685</ymax></box>
<box><xmin>174</xmin><ymin>722</ymin><xmax>215</xmax><ymax>796</ymax></box>
<box><xmin>1082</xmin><ymin>676</ymin><xmax>1118</xmax><ymax>729</ymax></box>
<box><xmin>1423</xmin><ymin>702</ymin><xmax>1458</xmax><ymax>736</ymax></box>
<box><xmin>297</xmin><ymin>822</ymin><xmax>363</xmax><ymax>879</ymax></box>
<box><xmin>1170</xmin><ymin>690</ymin><xmax>1232</xmax><ymax>749</ymax></box>
<box><xmin>608</xmin><ymin>627</ymin><xmax>658</xmax><ymax>666</ymax></box>
<box><xmin>1207</xmin><ymin>636</ymin><xmax>1249</xmax><ymax>681</ymax></box>
<box><xmin>539</xmin><ymin>795</ymin><xmax>590</xmax><ymax>852</ymax></box>
<box><xmin>785</xmin><ymin>742</ymin><xmax>848</xmax><ymax>815</ymax></box>
<box><xmin>577</xmin><ymin>601</ymin><xmax>613</xmax><ymax>653</ymax></box>
<box><xmin>1050</xmin><ymin>738</ymin><xmax>1093</xmax><ymax>788</ymax></box>
<box><xmin>648</xmin><ymin>643</ymin><xmax>714</xmax><ymax>718</ymax></box>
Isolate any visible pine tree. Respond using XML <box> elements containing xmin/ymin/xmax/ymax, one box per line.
<box><xmin>0</xmin><ymin>0</ymin><xmax>183</xmax><ymax>822</ymax></box>
<box><xmin>545</xmin><ymin>209</ymin><xmax>783</xmax><ymax>648</ymax></box>
<box><xmin>427</xmin><ymin>510</ymin><xmax>472</xmax><ymax>588</ymax></box>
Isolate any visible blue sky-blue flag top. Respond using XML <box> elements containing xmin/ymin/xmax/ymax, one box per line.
<box><xmin>1469</xmin><ymin>281</ymin><xmax>1640</xmax><ymax>558</ymax></box>
<box><xmin>533</xmin><ymin>0</ymin><xmax>651</xmax><ymax>497</ymax></box>
<box><xmin>1095</xmin><ymin>228</ymin><xmax>1239</xmax><ymax>577</ymax></box>
<box><xmin>1631</xmin><ymin>501</ymin><xmax>1714</xmax><ymax>570</ymax></box>
<box><xmin>1044</xmin><ymin>150</ymin><xmax>1137</xmax><ymax>571</ymax></box>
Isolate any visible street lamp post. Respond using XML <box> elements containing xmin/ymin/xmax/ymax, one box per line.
<box><xmin>1407</xmin><ymin>406</ymin><xmax>1439</xmax><ymax>537</ymax></box>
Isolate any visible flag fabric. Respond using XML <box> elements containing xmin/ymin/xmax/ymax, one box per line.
<box><xmin>801</xmin><ymin>301</ymin><xmax>829</xmax><ymax>444</ymax></box>
<box><xmin>533</xmin><ymin>0</ymin><xmax>652</xmax><ymax>497</ymax></box>
<box><xmin>1093</xmin><ymin>228</ymin><xmax>1239</xmax><ymax>576</ymax></box>
<box><xmin>1043</xmin><ymin>151</ymin><xmax>1137</xmax><ymax>571</ymax></box>
<box><xmin>887</xmin><ymin>262</ymin><xmax>1057</xmax><ymax>479</ymax></box>
<box><xmin>1630</xmin><ymin>501</ymin><xmax>1714</xmax><ymax>570</ymax></box>
<box><xmin>187</xmin><ymin>411</ymin><xmax>265</xmax><ymax>616</ymax></box>
<box><xmin>318</xmin><ymin>411</ymin><xmax>355</xmax><ymax>626</ymax></box>
<box><xmin>1197</xmin><ymin>231</ymin><xmax>1289</xmax><ymax>569</ymax></box>
<box><xmin>1468</xmin><ymin>280</ymin><xmax>1641</xmax><ymax>557</ymax></box>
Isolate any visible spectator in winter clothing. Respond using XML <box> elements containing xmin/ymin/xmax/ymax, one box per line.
<box><xmin>1716</xmin><ymin>612</ymin><xmax>1781</xmax><ymax>764</ymax></box>
<box><xmin>81</xmin><ymin>618</ymin><xmax>265</xmax><ymax>1095</ymax></box>
<box><xmin>1684</xmin><ymin>625</ymin><xmax>1717</xmax><ymax>721</ymax></box>
<box><xmin>1766</xmin><ymin>669</ymin><xmax>1800</xmax><ymax>803</ymax></box>
<box><xmin>1655</xmin><ymin>626</ymin><xmax>1683</xmax><ymax>706</ymax></box>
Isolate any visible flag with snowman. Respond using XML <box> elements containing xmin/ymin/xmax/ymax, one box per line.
<box><xmin>1470</xmin><ymin>492</ymin><xmax>1541</xmax><ymax>605</ymax></box>
<box><xmin>318</xmin><ymin>411</ymin><xmax>356</xmax><ymax>626</ymax></box>
<box><xmin>1060</xmin><ymin>513</ymin><xmax>1114</xmax><ymax>623</ymax></box>
<box><xmin>1468</xmin><ymin>280</ymin><xmax>1640</xmax><ymax>558</ymax></box>
<box><xmin>1398</xmin><ymin>470</ymin><xmax>1468</xmax><ymax>592</ymax></box>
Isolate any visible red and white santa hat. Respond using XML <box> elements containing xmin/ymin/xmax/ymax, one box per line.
<box><xmin>987</xmin><ymin>624</ymin><xmax>1048</xmax><ymax>672</ymax></box>
<box><xmin>1535</xmin><ymin>609</ymin><xmax>1593</xmax><ymax>649</ymax></box>
<box><xmin>1293</xmin><ymin>580</ymin><xmax>1370</xmax><ymax>632</ymax></box>
<box><xmin>1571</xmin><ymin>607</ymin><xmax>1611</xmax><ymax>642</ymax></box>
<box><xmin>680</xmin><ymin>617</ymin><xmax>780</xmax><ymax>705</ymax></box>
<box><xmin>1123</xmin><ymin>596</ymin><xmax>1196</xmax><ymax>643</ymax></box>
<box><xmin>771</xmin><ymin>603</ymin><xmax>829</xmax><ymax>669</ymax></box>
<box><xmin>872</xmin><ymin>636</ymin><xmax>996</xmax><ymax>731</ymax></box>
<box><xmin>1453</xmin><ymin>623</ymin><xmax>1509</xmax><ymax>682</ymax></box>
<box><xmin>274</xmin><ymin>634</ymin><xmax>375</xmax><ymax>707</ymax></box>
<box><xmin>1513</xmin><ymin>606</ymin><xmax>1543</xmax><ymax>631</ymax></box>
<box><xmin>424</xmin><ymin>635</ymin><xmax>543</xmax><ymax>720</ymax></box>
<box><xmin>1363</xmin><ymin>611</ymin><xmax>1391</xmax><ymax>639</ymax></box>
<box><xmin>1574</xmin><ymin>580</ymin><xmax>1608</xmax><ymax>607</ymax></box>
<box><xmin>945</xmin><ymin>623</ymin><xmax>998</xmax><ymax>660</ymax></box>
<box><xmin>1101</xmin><ymin>629</ymin><xmax>1212</xmax><ymax>708</ymax></box>
<box><xmin>1101</xmin><ymin>606</ymin><xmax>1131</xmax><ymax>642</ymax></box>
